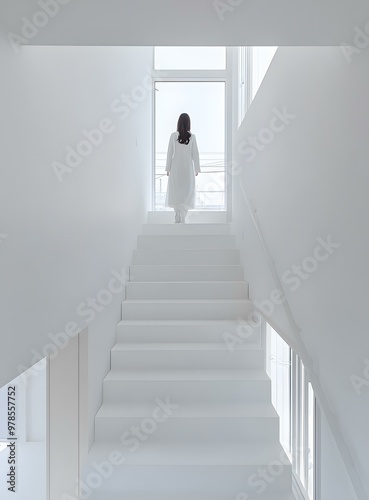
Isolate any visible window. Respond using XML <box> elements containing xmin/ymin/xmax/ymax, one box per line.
<box><xmin>238</xmin><ymin>46</ymin><xmax>278</xmax><ymax>126</ymax></box>
<box><xmin>154</xmin><ymin>47</ymin><xmax>227</xmax><ymax>70</ymax></box>
<box><xmin>267</xmin><ymin>323</ymin><xmax>316</xmax><ymax>499</ymax></box>
<box><xmin>155</xmin><ymin>81</ymin><xmax>226</xmax><ymax>211</ymax></box>
<box><xmin>153</xmin><ymin>47</ymin><xmax>231</xmax><ymax>212</ymax></box>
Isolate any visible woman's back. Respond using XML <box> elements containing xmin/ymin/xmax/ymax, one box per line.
<box><xmin>165</xmin><ymin>113</ymin><xmax>201</xmax><ymax>221</ymax></box>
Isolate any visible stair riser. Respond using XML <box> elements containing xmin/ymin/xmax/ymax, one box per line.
<box><xmin>103</xmin><ymin>380</ymin><xmax>271</xmax><ymax>405</ymax></box>
<box><xmin>111</xmin><ymin>349</ymin><xmax>264</xmax><ymax>371</ymax></box>
<box><xmin>116</xmin><ymin>323</ymin><xmax>261</xmax><ymax>344</ymax></box>
<box><xmin>142</xmin><ymin>224</ymin><xmax>231</xmax><ymax>235</ymax></box>
<box><xmin>130</xmin><ymin>265</ymin><xmax>245</xmax><ymax>282</ymax></box>
<box><xmin>95</xmin><ymin>417</ymin><xmax>279</xmax><ymax>443</ymax></box>
<box><xmin>137</xmin><ymin>235</ymin><xmax>236</xmax><ymax>251</ymax></box>
<box><xmin>88</xmin><ymin>493</ymin><xmax>295</xmax><ymax>500</ymax></box>
<box><xmin>133</xmin><ymin>250</ymin><xmax>240</xmax><ymax>265</ymax></box>
<box><xmin>126</xmin><ymin>282</ymin><xmax>249</xmax><ymax>300</ymax></box>
<box><xmin>82</xmin><ymin>464</ymin><xmax>292</xmax><ymax>494</ymax></box>
<box><xmin>121</xmin><ymin>301</ymin><xmax>254</xmax><ymax>320</ymax></box>
<box><xmin>147</xmin><ymin>211</ymin><xmax>227</xmax><ymax>224</ymax></box>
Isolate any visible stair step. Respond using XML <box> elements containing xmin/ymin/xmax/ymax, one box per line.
<box><xmin>116</xmin><ymin>320</ymin><xmax>260</xmax><ymax>344</ymax></box>
<box><xmin>137</xmin><ymin>234</ymin><xmax>236</xmax><ymax>250</ymax></box>
<box><xmin>86</xmin><ymin>440</ymin><xmax>291</xmax><ymax>466</ymax></box>
<box><xmin>95</xmin><ymin>414</ymin><xmax>279</xmax><ymax>443</ymax></box>
<box><xmin>147</xmin><ymin>211</ymin><xmax>227</xmax><ymax>224</ymax></box>
<box><xmin>129</xmin><ymin>264</ymin><xmax>245</xmax><ymax>282</ymax></box>
<box><xmin>126</xmin><ymin>281</ymin><xmax>249</xmax><ymax>299</ymax></box>
<box><xmin>110</xmin><ymin>343</ymin><xmax>264</xmax><ymax>370</ymax></box>
<box><xmin>88</xmin><ymin>493</ymin><xmax>296</xmax><ymax>500</ymax></box>
<box><xmin>121</xmin><ymin>299</ymin><xmax>254</xmax><ymax>320</ymax></box>
<box><xmin>90</xmin><ymin>212</ymin><xmax>293</xmax><ymax>500</ymax></box>
<box><xmin>111</xmin><ymin>342</ymin><xmax>261</xmax><ymax>351</ymax></box>
<box><xmin>84</xmin><ymin>442</ymin><xmax>292</xmax><ymax>487</ymax></box>
<box><xmin>133</xmin><ymin>249</ymin><xmax>240</xmax><ymax>265</ymax></box>
<box><xmin>142</xmin><ymin>223</ymin><xmax>231</xmax><ymax>235</ymax></box>
<box><xmin>103</xmin><ymin>372</ymin><xmax>271</xmax><ymax>405</ymax></box>
<box><xmin>96</xmin><ymin>401</ymin><xmax>278</xmax><ymax>418</ymax></box>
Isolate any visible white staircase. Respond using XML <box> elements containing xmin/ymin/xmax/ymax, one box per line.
<box><xmin>83</xmin><ymin>212</ymin><xmax>294</xmax><ymax>500</ymax></box>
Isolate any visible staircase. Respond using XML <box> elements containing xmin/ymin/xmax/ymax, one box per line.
<box><xmin>83</xmin><ymin>211</ymin><xmax>294</xmax><ymax>500</ymax></box>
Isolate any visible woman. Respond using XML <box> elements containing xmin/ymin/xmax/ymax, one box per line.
<box><xmin>165</xmin><ymin>113</ymin><xmax>201</xmax><ymax>223</ymax></box>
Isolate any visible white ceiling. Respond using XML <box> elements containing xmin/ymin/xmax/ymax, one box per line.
<box><xmin>0</xmin><ymin>0</ymin><xmax>369</xmax><ymax>46</ymax></box>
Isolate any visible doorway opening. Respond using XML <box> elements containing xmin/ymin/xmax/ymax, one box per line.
<box><xmin>154</xmin><ymin>81</ymin><xmax>226</xmax><ymax>211</ymax></box>
<box><xmin>153</xmin><ymin>47</ymin><xmax>230</xmax><ymax>213</ymax></box>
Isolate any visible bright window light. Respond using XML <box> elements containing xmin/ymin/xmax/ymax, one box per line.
<box><xmin>154</xmin><ymin>81</ymin><xmax>226</xmax><ymax>211</ymax></box>
<box><xmin>251</xmin><ymin>46</ymin><xmax>278</xmax><ymax>100</ymax></box>
<box><xmin>154</xmin><ymin>47</ymin><xmax>227</xmax><ymax>70</ymax></box>
<box><xmin>267</xmin><ymin>323</ymin><xmax>316</xmax><ymax>499</ymax></box>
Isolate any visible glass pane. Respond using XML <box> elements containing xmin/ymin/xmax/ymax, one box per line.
<box><xmin>251</xmin><ymin>46</ymin><xmax>278</xmax><ymax>100</ymax></box>
<box><xmin>299</xmin><ymin>362</ymin><xmax>306</xmax><ymax>487</ymax></box>
<box><xmin>155</xmin><ymin>81</ymin><xmax>226</xmax><ymax>211</ymax></box>
<box><xmin>154</xmin><ymin>47</ymin><xmax>226</xmax><ymax>70</ymax></box>
<box><xmin>308</xmin><ymin>382</ymin><xmax>315</xmax><ymax>499</ymax></box>
<box><xmin>269</xmin><ymin>325</ymin><xmax>291</xmax><ymax>455</ymax></box>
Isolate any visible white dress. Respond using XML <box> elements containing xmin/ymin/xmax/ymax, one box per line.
<box><xmin>164</xmin><ymin>131</ymin><xmax>201</xmax><ymax>210</ymax></box>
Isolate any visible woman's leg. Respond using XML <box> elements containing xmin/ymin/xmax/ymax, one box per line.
<box><xmin>179</xmin><ymin>207</ymin><xmax>188</xmax><ymax>223</ymax></box>
<box><xmin>174</xmin><ymin>208</ymin><xmax>181</xmax><ymax>223</ymax></box>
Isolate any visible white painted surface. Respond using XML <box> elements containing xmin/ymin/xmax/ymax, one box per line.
<box><xmin>48</xmin><ymin>328</ymin><xmax>88</xmax><ymax>500</ymax></box>
<box><xmin>233</xmin><ymin>46</ymin><xmax>369</xmax><ymax>498</ymax></box>
<box><xmin>83</xmin><ymin>221</ymin><xmax>293</xmax><ymax>499</ymax></box>
<box><xmin>147</xmin><ymin>211</ymin><xmax>228</xmax><ymax>223</ymax></box>
<box><xmin>0</xmin><ymin>33</ymin><xmax>152</xmax><ymax>450</ymax></box>
<box><xmin>49</xmin><ymin>335</ymin><xmax>79</xmax><ymax>500</ymax></box>
<box><xmin>0</xmin><ymin>0</ymin><xmax>368</xmax><ymax>45</ymax></box>
<box><xmin>320</xmin><ymin>410</ymin><xmax>357</xmax><ymax>500</ymax></box>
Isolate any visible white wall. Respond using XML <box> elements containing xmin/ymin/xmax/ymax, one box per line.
<box><xmin>1</xmin><ymin>0</ymin><xmax>369</xmax><ymax>46</ymax></box>
<box><xmin>233</xmin><ymin>46</ymin><xmax>369</xmax><ymax>499</ymax></box>
<box><xmin>320</xmin><ymin>410</ymin><xmax>357</xmax><ymax>500</ymax></box>
<box><xmin>0</xmin><ymin>33</ymin><xmax>153</xmax><ymax>446</ymax></box>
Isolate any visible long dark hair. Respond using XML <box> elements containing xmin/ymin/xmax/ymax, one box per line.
<box><xmin>177</xmin><ymin>113</ymin><xmax>191</xmax><ymax>145</ymax></box>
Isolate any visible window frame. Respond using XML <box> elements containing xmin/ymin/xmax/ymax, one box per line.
<box><xmin>266</xmin><ymin>321</ymin><xmax>320</xmax><ymax>500</ymax></box>
<box><xmin>151</xmin><ymin>46</ymin><xmax>235</xmax><ymax>217</ymax></box>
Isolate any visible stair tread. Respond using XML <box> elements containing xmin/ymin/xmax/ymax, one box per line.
<box><xmin>88</xmin><ymin>493</ymin><xmax>295</xmax><ymax>500</ymax></box>
<box><xmin>87</xmin><ymin>441</ymin><xmax>290</xmax><ymax>466</ymax></box>
<box><xmin>131</xmin><ymin>264</ymin><xmax>243</xmax><ymax>267</ymax></box>
<box><xmin>127</xmin><ymin>280</ymin><xmax>248</xmax><ymax>284</ymax></box>
<box><xmin>96</xmin><ymin>402</ymin><xmax>278</xmax><ymax>419</ymax></box>
<box><xmin>118</xmin><ymin>319</ymin><xmax>254</xmax><ymax>325</ymax></box>
<box><xmin>135</xmin><ymin>248</ymin><xmax>239</xmax><ymax>252</ymax></box>
<box><xmin>143</xmin><ymin>223</ymin><xmax>230</xmax><ymax>225</ymax></box>
<box><xmin>123</xmin><ymin>299</ymin><xmax>252</xmax><ymax>303</ymax></box>
<box><xmin>105</xmin><ymin>369</ymin><xmax>269</xmax><ymax>381</ymax></box>
<box><xmin>112</xmin><ymin>342</ymin><xmax>262</xmax><ymax>351</ymax></box>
